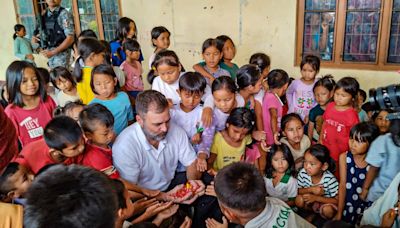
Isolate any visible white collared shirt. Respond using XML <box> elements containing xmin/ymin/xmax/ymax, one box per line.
<box><xmin>112</xmin><ymin>122</ymin><xmax>197</xmax><ymax>191</ymax></box>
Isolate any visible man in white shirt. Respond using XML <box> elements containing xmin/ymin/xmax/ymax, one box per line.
<box><xmin>113</xmin><ymin>90</ymin><xmax>202</xmax><ymax>198</ymax></box>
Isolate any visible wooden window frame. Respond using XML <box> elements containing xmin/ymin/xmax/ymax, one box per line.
<box><xmin>13</xmin><ymin>0</ymin><xmax>37</xmax><ymax>36</ymax></box>
<box><xmin>13</xmin><ymin>0</ymin><xmax>122</xmax><ymax>41</ymax></box>
<box><xmin>296</xmin><ymin>0</ymin><xmax>399</xmax><ymax>71</ymax></box>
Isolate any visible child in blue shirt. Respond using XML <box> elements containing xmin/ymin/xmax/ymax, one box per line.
<box><xmin>13</xmin><ymin>24</ymin><xmax>38</xmax><ymax>65</ymax></box>
<box><xmin>361</xmin><ymin>118</ymin><xmax>400</xmax><ymax>203</ymax></box>
<box><xmin>89</xmin><ymin>64</ymin><xmax>133</xmax><ymax>135</ymax></box>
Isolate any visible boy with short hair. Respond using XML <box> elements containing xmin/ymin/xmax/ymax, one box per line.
<box><xmin>14</xmin><ymin>116</ymin><xmax>85</xmax><ymax>174</ymax></box>
<box><xmin>78</xmin><ymin>103</ymin><xmax>119</xmax><ymax>178</ymax></box>
<box><xmin>209</xmin><ymin>162</ymin><xmax>296</xmax><ymax>227</ymax></box>
<box><xmin>170</xmin><ymin>72</ymin><xmax>208</xmax><ymax>172</ymax></box>
<box><xmin>78</xmin><ymin>104</ymin><xmax>162</xmax><ymax>197</ymax></box>
<box><xmin>112</xmin><ymin>179</ymin><xmax>136</xmax><ymax>228</ymax></box>
<box><xmin>0</xmin><ymin>162</ymin><xmax>33</xmax><ymax>203</ymax></box>
<box><xmin>15</xmin><ymin>115</ymin><xmax>118</xmax><ymax>179</ymax></box>
<box><xmin>24</xmin><ymin>164</ymin><xmax>117</xmax><ymax>228</ymax></box>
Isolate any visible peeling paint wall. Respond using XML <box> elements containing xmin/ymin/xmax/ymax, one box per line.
<box><xmin>0</xmin><ymin>0</ymin><xmax>398</xmax><ymax>92</ymax></box>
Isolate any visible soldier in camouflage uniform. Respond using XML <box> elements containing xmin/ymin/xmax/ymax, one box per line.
<box><xmin>33</xmin><ymin>0</ymin><xmax>75</xmax><ymax>69</ymax></box>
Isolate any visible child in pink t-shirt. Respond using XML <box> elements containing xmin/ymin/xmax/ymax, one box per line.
<box><xmin>286</xmin><ymin>55</ymin><xmax>320</xmax><ymax>122</ymax></box>
<box><xmin>262</xmin><ymin>69</ymin><xmax>289</xmax><ymax>146</ymax></box>
<box><xmin>5</xmin><ymin>61</ymin><xmax>56</xmax><ymax>147</ymax></box>
<box><xmin>320</xmin><ymin>77</ymin><xmax>360</xmax><ymax>177</ymax></box>
<box><xmin>120</xmin><ymin>39</ymin><xmax>144</xmax><ymax>99</ymax></box>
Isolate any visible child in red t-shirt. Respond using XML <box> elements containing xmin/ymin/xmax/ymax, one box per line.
<box><xmin>77</xmin><ymin>103</ymin><xmax>119</xmax><ymax>179</ymax></box>
<box><xmin>77</xmin><ymin>103</ymin><xmax>161</xmax><ymax>197</ymax></box>
<box><xmin>4</xmin><ymin>61</ymin><xmax>56</xmax><ymax>147</ymax></box>
<box><xmin>14</xmin><ymin>116</ymin><xmax>85</xmax><ymax>174</ymax></box>
<box><xmin>75</xmin><ymin>103</ymin><xmax>159</xmax><ymax>197</ymax></box>
<box><xmin>320</xmin><ymin>77</ymin><xmax>360</xmax><ymax>178</ymax></box>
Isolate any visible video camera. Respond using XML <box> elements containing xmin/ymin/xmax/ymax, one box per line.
<box><xmin>368</xmin><ymin>84</ymin><xmax>400</xmax><ymax>120</ymax></box>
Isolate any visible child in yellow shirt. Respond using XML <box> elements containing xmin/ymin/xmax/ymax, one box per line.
<box><xmin>208</xmin><ymin>107</ymin><xmax>254</xmax><ymax>171</ymax></box>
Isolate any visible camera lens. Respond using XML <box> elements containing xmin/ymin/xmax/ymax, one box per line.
<box><xmin>368</xmin><ymin>84</ymin><xmax>400</xmax><ymax>110</ymax></box>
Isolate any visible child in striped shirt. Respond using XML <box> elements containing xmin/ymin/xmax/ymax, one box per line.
<box><xmin>295</xmin><ymin>144</ymin><xmax>338</xmax><ymax>220</ymax></box>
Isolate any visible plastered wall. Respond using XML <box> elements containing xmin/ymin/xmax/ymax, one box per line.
<box><xmin>123</xmin><ymin>0</ymin><xmax>399</xmax><ymax>91</ymax></box>
<box><xmin>1</xmin><ymin>0</ymin><xmax>398</xmax><ymax>93</ymax></box>
<box><xmin>0</xmin><ymin>0</ymin><xmax>49</xmax><ymax>79</ymax></box>
<box><xmin>1</xmin><ymin>1</ymin><xmax>21</xmax><ymax>79</ymax></box>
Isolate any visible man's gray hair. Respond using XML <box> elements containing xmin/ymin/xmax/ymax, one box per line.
<box><xmin>135</xmin><ymin>90</ymin><xmax>169</xmax><ymax>117</ymax></box>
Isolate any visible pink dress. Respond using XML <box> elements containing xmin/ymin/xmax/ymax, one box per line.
<box><xmin>245</xmin><ymin>144</ymin><xmax>261</xmax><ymax>164</ymax></box>
<box><xmin>262</xmin><ymin>92</ymin><xmax>283</xmax><ymax>145</ymax></box>
<box><xmin>120</xmin><ymin>60</ymin><xmax>144</xmax><ymax>92</ymax></box>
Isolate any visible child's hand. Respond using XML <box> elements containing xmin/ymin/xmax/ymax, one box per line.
<box><xmin>188</xmin><ymin>180</ymin><xmax>206</xmax><ymax>195</ymax></box>
<box><xmin>167</xmin><ymin>99</ymin><xmax>174</xmax><ymax>108</ymax></box>
<box><xmin>312</xmin><ymin>185</ymin><xmax>324</xmax><ymax>196</ymax></box>
<box><xmin>333</xmin><ymin>213</ymin><xmax>342</xmax><ymax>221</ymax></box>
<box><xmin>180</xmin><ymin>216</ymin><xmax>192</xmax><ymax>228</ymax></box>
<box><xmin>26</xmin><ymin>54</ymin><xmax>34</xmax><ymax>60</ymax></box>
<box><xmin>142</xmin><ymin>188</ymin><xmax>160</xmax><ymax>198</ymax></box>
<box><xmin>302</xmin><ymin>194</ymin><xmax>317</xmax><ymax>204</ymax></box>
<box><xmin>196</xmin><ymin>154</ymin><xmax>208</xmax><ymax>172</ymax></box>
<box><xmin>154</xmin><ymin>203</ymin><xmax>179</xmax><ymax>223</ymax></box>
<box><xmin>359</xmin><ymin>188</ymin><xmax>368</xmax><ymax>201</ymax></box>
<box><xmin>260</xmin><ymin>141</ymin><xmax>271</xmax><ymax>152</ymax></box>
<box><xmin>273</xmin><ymin>132</ymin><xmax>281</xmax><ymax>145</ymax></box>
<box><xmin>381</xmin><ymin>208</ymin><xmax>397</xmax><ymax>228</ymax></box>
<box><xmin>208</xmin><ymin>169</ymin><xmax>218</xmax><ymax>177</ymax></box>
<box><xmin>191</xmin><ymin>133</ymin><xmax>202</xmax><ymax>145</ymax></box>
<box><xmin>143</xmin><ymin>201</ymin><xmax>174</xmax><ymax>220</ymax></box>
<box><xmin>201</xmin><ymin>107</ymin><xmax>213</xmax><ymax>128</ymax></box>
<box><xmin>252</xmin><ymin>130</ymin><xmax>266</xmax><ymax>142</ymax></box>
<box><xmin>205</xmin><ymin>216</ymin><xmax>228</xmax><ymax>228</ymax></box>
<box><xmin>205</xmin><ymin>181</ymin><xmax>216</xmax><ymax>197</ymax></box>
<box><xmin>132</xmin><ymin>197</ymin><xmax>157</xmax><ymax>215</ymax></box>
<box><xmin>208</xmin><ymin>77</ymin><xmax>215</xmax><ymax>85</ymax></box>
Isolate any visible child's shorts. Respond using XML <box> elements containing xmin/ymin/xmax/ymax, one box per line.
<box><xmin>312</xmin><ymin>202</ymin><xmax>338</xmax><ymax>219</ymax></box>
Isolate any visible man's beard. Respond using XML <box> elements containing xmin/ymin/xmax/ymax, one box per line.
<box><xmin>142</xmin><ymin>126</ymin><xmax>167</xmax><ymax>141</ymax></box>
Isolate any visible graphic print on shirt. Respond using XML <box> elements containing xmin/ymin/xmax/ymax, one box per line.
<box><xmin>20</xmin><ymin>116</ymin><xmax>43</xmax><ymax>139</ymax></box>
<box><xmin>222</xmin><ymin>155</ymin><xmax>245</xmax><ymax>164</ymax></box>
<box><xmin>325</xmin><ymin>119</ymin><xmax>345</xmax><ymax>133</ymax></box>
<box><xmin>273</xmin><ymin>206</ymin><xmax>292</xmax><ymax>228</ymax></box>
<box><xmin>294</xmin><ymin>90</ymin><xmax>314</xmax><ymax>117</ymax></box>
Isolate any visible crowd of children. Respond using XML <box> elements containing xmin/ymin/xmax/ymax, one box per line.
<box><xmin>2</xmin><ymin>12</ymin><xmax>400</xmax><ymax>228</ymax></box>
